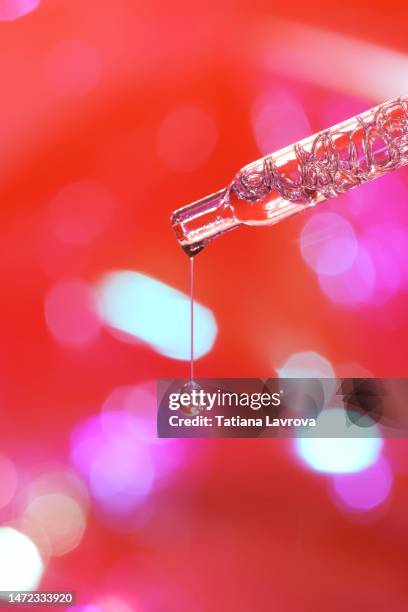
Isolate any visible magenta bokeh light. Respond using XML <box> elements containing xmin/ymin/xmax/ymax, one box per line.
<box><xmin>70</xmin><ymin>411</ymin><xmax>154</xmax><ymax>514</ymax></box>
<box><xmin>0</xmin><ymin>0</ymin><xmax>40</xmax><ymax>21</ymax></box>
<box><xmin>318</xmin><ymin>244</ymin><xmax>376</xmax><ymax>306</ymax></box>
<box><xmin>0</xmin><ymin>453</ymin><xmax>18</xmax><ymax>509</ymax></box>
<box><xmin>102</xmin><ymin>382</ymin><xmax>186</xmax><ymax>482</ymax></box>
<box><xmin>301</xmin><ymin>212</ymin><xmax>358</xmax><ymax>276</ymax></box>
<box><xmin>361</xmin><ymin>223</ymin><xmax>408</xmax><ymax>303</ymax></box>
<box><xmin>70</xmin><ymin>399</ymin><xmax>187</xmax><ymax>515</ymax></box>
<box><xmin>330</xmin><ymin>457</ymin><xmax>393</xmax><ymax>512</ymax></box>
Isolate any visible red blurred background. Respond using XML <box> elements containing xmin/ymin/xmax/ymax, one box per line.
<box><xmin>1</xmin><ymin>0</ymin><xmax>408</xmax><ymax>610</ymax></box>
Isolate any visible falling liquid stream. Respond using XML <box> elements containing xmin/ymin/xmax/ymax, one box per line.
<box><xmin>189</xmin><ymin>256</ymin><xmax>194</xmax><ymax>381</ymax></box>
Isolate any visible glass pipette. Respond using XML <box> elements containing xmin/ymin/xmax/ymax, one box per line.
<box><xmin>171</xmin><ymin>94</ymin><xmax>408</xmax><ymax>256</ymax></box>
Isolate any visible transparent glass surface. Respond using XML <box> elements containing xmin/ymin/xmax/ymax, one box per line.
<box><xmin>171</xmin><ymin>95</ymin><xmax>408</xmax><ymax>255</ymax></box>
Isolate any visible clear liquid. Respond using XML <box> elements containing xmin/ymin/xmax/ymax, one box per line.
<box><xmin>173</xmin><ymin>96</ymin><xmax>408</xmax><ymax>383</ymax></box>
<box><xmin>189</xmin><ymin>256</ymin><xmax>194</xmax><ymax>381</ymax></box>
<box><xmin>171</xmin><ymin>94</ymin><xmax>408</xmax><ymax>256</ymax></box>
<box><xmin>229</xmin><ymin>96</ymin><xmax>408</xmax><ymax>224</ymax></box>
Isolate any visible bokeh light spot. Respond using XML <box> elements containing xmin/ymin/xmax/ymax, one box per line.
<box><xmin>102</xmin><ymin>382</ymin><xmax>186</xmax><ymax>481</ymax></box>
<box><xmin>361</xmin><ymin>223</ymin><xmax>408</xmax><ymax>301</ymax></box>
<box><xmin>0</xmin><ymin>453</ymin><xmax>18</xmax><ymax>509</ymax></box>
<box><xmin>252</xmin><ymin>88</ymin><xmax>310</xmax><ymax>155</ymax></box>
<box><xmin>45</xmin><ymin>279</ymin><xmax>100</xmax><ymax>347</ymax></box>
<box><xmin>0</xmin><ymin>0</ymin><xmax>40</xmax><ymax>21</ymax></box>
<box><xmin>277</xmin><ymin>351</ymin><xmax>335</xmax><ymax>379</ymax></box>
<box><xmin>277</xmin><ymin>351</ymin><xmax>336</xmax><ymax>407</ymax></box>
<box><xmin>49</xmin><ymin>181</ymin><xmax>114</xmax><ymax>245</ymax></box>
<box><xmin>318</xmin><ymin>245</ymin><xmax>376</xmax><ymax>306</ymax></box>
<box><xmin>44</xmin><ymin>40</ymin><xmax>101</xmax><ymax>97</ymax></box>
<box><xmin>156</xmin><ymin>105</ymin><xmax>217</xmax><ymax>172</ymax></box>
<box><xmin>0</xmin><ymin>528</ymin><xmax>43</xmax><ymax>591</ymax></box>
<box><xmin>96</xmin><ymin>271</ymin><xmax>217</xmax><ymax>360</ymax></box>
<box><xmin>330</xmin><ymin>457</ymin><xmax>392</xmax><ymax>511</ymax></box>
<box><xmin>71</xmin><ymin>411</ymin><xmax>155</xmax><ymax>514</ymax></box>
<box><xmin>94</xmin><ymin>596</ymin><xmax>136</xmax><ymax>612</ymax></box>
<box><xmin>295</xmin><ymin>408</ymin><xmax>383</xmax><ymax>474</ymax></box>
<box><xmin>24</xmin><ymin>492</ymin><xmax>87</xmax><ymax>557</ymax></box>
<box><xmin>301</xmin><ymin>212</ymin><xmax>358</xmax><ymax>276</ymax></box>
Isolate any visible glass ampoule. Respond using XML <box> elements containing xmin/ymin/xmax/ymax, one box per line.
<box><xmin>171</xmin><ymin>94</ymin><xmax>408</xmax><ymax>256</ymax></box>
